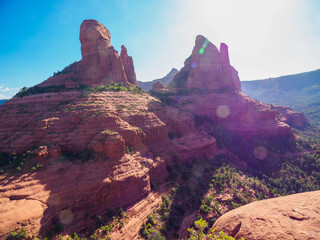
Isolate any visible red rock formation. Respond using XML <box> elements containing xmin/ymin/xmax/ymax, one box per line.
<box><xmin>167</xmin><ymin>36</ymin><xmax>298</xmax><ymax>153</ymax></box>
<box><xmin>271</xmin><ymin>104</ymin><xmax>310</xmax><ymax>129</ymax></box>
<box><xmin>0</xmin><ymin>90</ymin><xmax>171</xmax><ymax>237</ymax></box>
<box><xmin>151</xmin><ymin>104</ymin><xmax>216</xmax><ymax>162</ymax></box>
<box><xmin>169</xmin><ymin>35</ymin><xmax>241</xmax><ymax>91</ymax></box>
<box><xmin>39</xmin><ymin>19</ymin><xmax>136</xmax><ymax>88</ymax></box>
<box><xmin>174</xmin><ymin>92</ymin><xmax>296</xmax><ymax>145</ymax></box>
<box><xmin>212</xmin><ymin>190</ymin><xmax>320</xmax><ymax>240</ymax></box>
<box><xmin>120</xmin><ymin>45</ymin><xmax>137</xmax><ymax>85</ymax></box>
<box><xmin>0</xmin><ymin>20</ymin><xmax>170</xmax><ymax>238</ymax></box>
<box><xmin>152</xmin><ymin>82</ymin><xmax>165</xmax><ymax>91</ymax></box>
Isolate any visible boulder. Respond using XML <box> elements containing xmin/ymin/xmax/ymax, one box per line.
<box><xmin>212</xmin><ymin>190</ymin><xmax>320</xmax><ymax>240</ymax></box>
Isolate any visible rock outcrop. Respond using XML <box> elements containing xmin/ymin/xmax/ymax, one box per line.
<box><xmin>39</xmin><ymin>19</ymin><xmax>136</xmax><ymax>88</ymax></box>
<box><xmin>169</xmin><ymin>35</ymin><xmax>240</xmax><ymax>91</ymax></box>
<box><xmin>120</xmin><ymin>45</ymin><xmax>137</xmax><ymax>85</ymax></box>
<box><xmin>212</xmin><ymin>190</ymin><xmax>320</xmax><ymax>240</ymax></box>
<box><xmin>271</xmin><ymin>104</ymin><xmax>310</xmax><ymax>129</ymax></box>
<box><xmin>168</xmin><ymin>36</ymin><xmax>297</xmax><ymax>157</ymax></box>
<box><xmin>152</xmin><ymin>82</ymin><xmax>164</xmax><ymax>91</ymax></box>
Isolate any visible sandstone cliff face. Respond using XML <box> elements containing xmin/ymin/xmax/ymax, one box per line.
<box><xmin>169</xmin><ymin>35</ymin><xmax>240</xmax><ymax>91</ymax></box>
<box><xmin>212</xmin><ymin>190</ymin><xmax>320</xmax><ymax>240</ymax></box>
<box><xmin>39</xmin><ymin>19</ymin><xmax>136</xmax><ymax>88</ymax></box>
<box><xmin>168</xmin><ymin>36</ymin><xmax>300</xmax><ymax>155</ymax></box>
<box><xmin>120</xmin><ymin>45</ymin><xmax>137</xmax><ymax>85</ymax></box>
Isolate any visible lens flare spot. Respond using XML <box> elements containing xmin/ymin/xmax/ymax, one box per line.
<box><xmin>216</xmin><ymin>105</ymin><xmax>230</xmax><ymax>118</ymax></box>
<box><xmin>192</xmin><ymin>62</ymin><xmax>198</xmax><ymax>68</ymax></box>
<box><xmin>202</xmin><ymin>38</ymin><xmax>209</xmax><ymax>48</ymax></box>
<box><xmin>199</xmin><ymin>48</ymin><xmax>204</xmax><ymax>54</ymax></box>
<box><xmin>59</xmin><ymin>209</ymin><xmax>74</xmax><ymax>225</ymax></box>
<box><xmin>254</xmin><ymin>146</ymin><xmax>268</xmax><ymax>160</ymax></box>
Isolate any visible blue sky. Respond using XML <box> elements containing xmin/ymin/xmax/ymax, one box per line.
<box><xmin>1</xmin><ymin>0</ymin><xmax>320</xmax><ymax>99</ymax></box>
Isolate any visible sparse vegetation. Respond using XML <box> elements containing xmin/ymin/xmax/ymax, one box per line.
<box><xmin>87</xmin><ymin>82</ymin><xmax>145</xmax><ymax>95</ymax></box>
<box><xmin>15</xmin><ymin>82</ymin><xmax>145</xmax><ymax>98</ymax></box>
<box><xmin>188</xmin><ymin>218</ymin><xmax>245</xmax><ymax>240</ymax></box>
<box><xmin>125</xmin><ymin>146</ymin><xmax>134</xmax><ymax>154</ymax></box>
<box><xmin>7</xmin><ymin>227</ymin><xmax>28</xmax><ymax>240</ymax></box>
<box><xmin>15</xmin><ymin>85</ymin><xmax>68</xmax><ymax>98</ymax></box>
<box><xmin>0</xmin><ymin>150</ymin><xmax>36</xmax><ymax>174</ymax></box>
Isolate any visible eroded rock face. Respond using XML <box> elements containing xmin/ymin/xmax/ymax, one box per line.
<box><xmin>120</xmin><ymin>45</ymin><xmax>137</xmax><ymax>85</ymax></box>
<box><xmin>80</xmin><ymin>19</ymin><xmax>112</xmax><ymax>58</ymax></box>
<box><xmin>212</xmin><ymin>191</ymin><xmax>320</xmax><ymax>240</ymax></box>
<box><xmin>168</xmin><ymin>36</ymin><xmax>297</xmax><ymax>155</ymax></box>
<box><xmin>39</xmin><ymin>19</ymin><xmax>136</xmax><ymax>87</ymax></box>
<box><xmin>271</xmin><ymin>104</ymin><xmax>310</xmax><ymax>129</ymax></box>
<box><xmin>169</xmin><ymin>35</ymin><xmax>241</xmax><ymax>91</ymax></box>
<box><xmin>174</xmin><ymin>92</ymin><xmax>295</xmax><ymax>145</ymax></box>
<box><xmin>0</xmin><ymin>91</ymin><xmax>168</xmax><ymax>155</ymax></box>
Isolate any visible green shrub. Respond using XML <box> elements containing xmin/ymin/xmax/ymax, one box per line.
<box><xmin>147</xmin><ymin>230</ymin><xmax>165</xmax><ymax>240</ymax></box>
<box><xmin>200</xmin><ymin>204</ymin><xmax>211</xmax><ymax>214</ymax></box>
<box><xmin>15</xmin><ymin>84</ymin><xmax>68</xmax><ymax>98</ymax></box>
<box><xmin>7</xmin><ymin>227</ymin><xmax>28</xmax><ymax>240</ymax></box>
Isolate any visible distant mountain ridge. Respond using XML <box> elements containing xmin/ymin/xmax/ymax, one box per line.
<box><xmin>242</xmin><ymin>68</ymin><xmax>320</xmax><ymax>92</ymax></box>
<box><xmin>137</xmin><ymin>68</ymin><xmax>178</xmax><ymax>91</ymax></box>
<box><xmin>241</xmin><ymin>68</ymin><xmax>320</xmax><ymax>126</ymax></box>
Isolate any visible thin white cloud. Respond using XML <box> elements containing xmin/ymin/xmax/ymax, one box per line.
<box><xmin>0</xmin><ymin>85</ymin><xmax>19</xmax><ymax>99</ymax></box>
<box><xmin>0</xmin><ymin>86</ymin><xmax>15</xmax><ymax>92</ymax></box>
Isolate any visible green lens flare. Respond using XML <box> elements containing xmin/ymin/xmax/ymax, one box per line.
<box><xmin>199</xmin><ymin>48</ymin><xmax>204</xmax><ymax>54</ymax></box>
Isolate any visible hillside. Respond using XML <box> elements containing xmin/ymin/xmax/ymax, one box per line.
<box><xmin>242</xmin><ymin>69</ymin><xmax>320</xmax><ymax>127</ymax></box>
<box><xmin>137</xmin><ymin>68</ymin><xmax>178</xmax><ymax>91</ymax></box>
<box><xmin>0</xmin><ymin>20</ymin><xmax>319</xmax><ymax>240</ymax></box>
